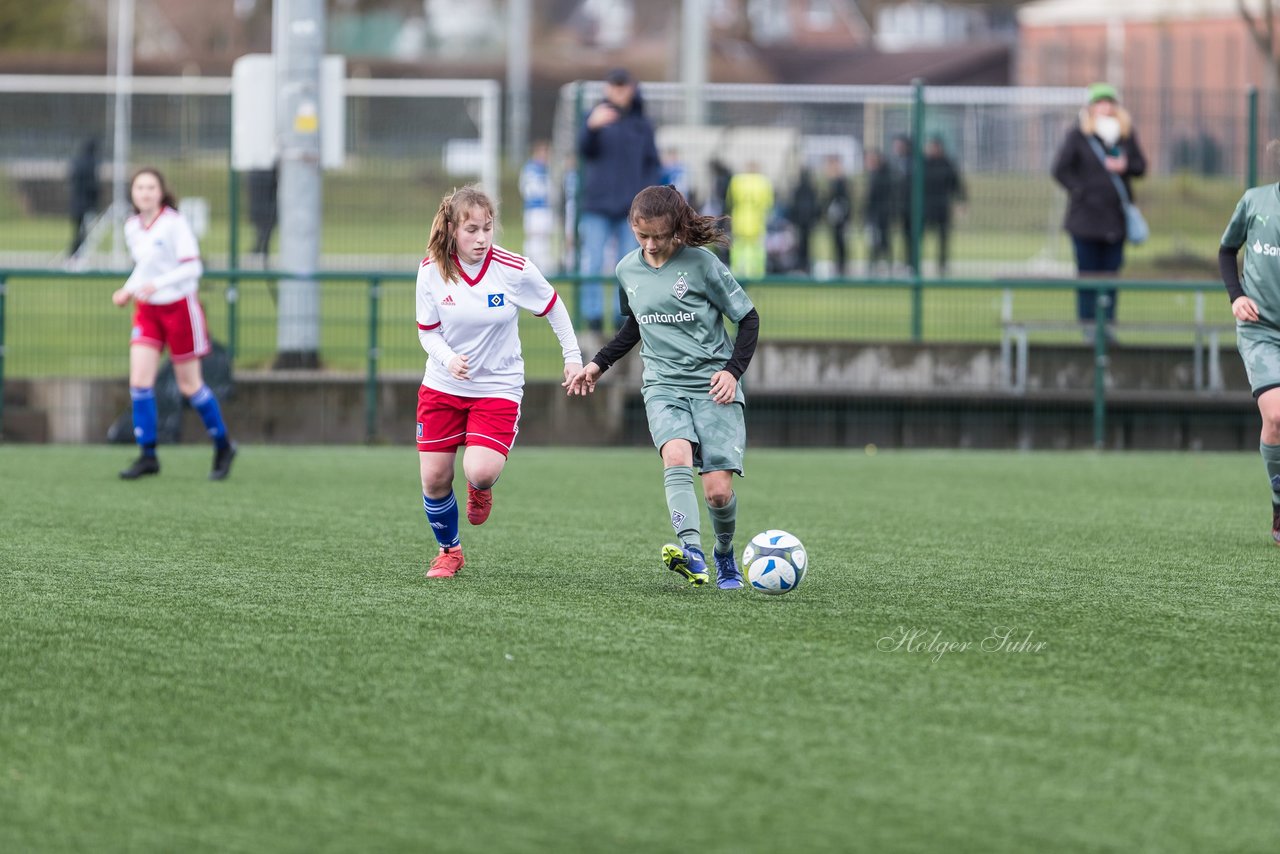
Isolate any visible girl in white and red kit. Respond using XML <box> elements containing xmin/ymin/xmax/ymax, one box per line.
<box><xmin>415</xmin><ymin>186</ymin><xmax>582</xmax><ymax>578</ymax></box>
<box><xmin>113</xmin><ymin>167</ymin><xmax>235</xmax><ymax>481</ymax></box>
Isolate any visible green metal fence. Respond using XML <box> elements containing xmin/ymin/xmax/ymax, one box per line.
<box><xmin>0</xmin><ymin>267</ymin><xmax>1241</xmax><ymax>449</ymax></box>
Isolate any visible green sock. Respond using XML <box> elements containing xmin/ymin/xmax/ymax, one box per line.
<box><xmin>1261</xmin><ymin>443</ymin><xmax>1280</xmax><ymax>506</ymax></box>
<box><xmin>709</xmin><ymin>492</ymin><xmax>737</xmax><ymax>555</ymax></box>
<box><xmin>663</xmin><ymin>465</ymin><xmax>702</xmax><ymax>547</ymax></box>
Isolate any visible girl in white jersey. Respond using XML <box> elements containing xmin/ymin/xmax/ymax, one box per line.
<box><xmin>112</xmin><ymin>168</ymin><xmax>235</xmax><ymax>481</ymax></box>
<box><xmin>416</xmin><ymin>186</ymin><xmax>582</xmax><ymax>578</ymax></box>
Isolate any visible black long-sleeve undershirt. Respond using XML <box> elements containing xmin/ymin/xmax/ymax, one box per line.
<box><xmin>1220</xmin><ymin>244</ymin><xmax>1246</xmax><ymax>303</ymax></box>
<box><xmin>590</xmin><ymin>308</ymin><xmax>760</xmax><ymax>379</ymax></box>
<box><xmin>723</xmin><ymin>308</ymin><xmax>759</xmax><ymax>379</ymax></box>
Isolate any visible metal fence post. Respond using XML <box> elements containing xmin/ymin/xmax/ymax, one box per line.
<box><xmin>910</xmin><ymin>78</ymin><xmax>926</xmax><ymax>341</ymax></box>
<box><xmin>365</xmin><ymin>276</ymin><xmax>381</xmax><ymax>443</ymax></box>
<box><xmin>1248</xmin><ymin>85</ymin><xmax>1259</xmax><ymax>190</ymax></box>
<box><xmin>0</xmin><ymin>275</ymin><xmax>6</xmax><ymax>439</ymax></box>
<box><xmin>1093</xmin><ymin>289</ymin><xmax>1110</xmax><ymax>448</ymax></box>
<box><xmin>227</xmin><ymin>162</ymin><xmax>240</xmax><ymax>364</ymax></box>
<box><xmin>572</xmin><ymin>80</ymin><xmax>586</xmax><ymax>330</ymax></box>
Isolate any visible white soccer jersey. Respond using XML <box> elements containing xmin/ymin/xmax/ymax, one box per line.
<box><xmin>123</xmin><ymin>207</ymin><xmax>201</xmax><ymax>305</ymax></box>
<box><xmin>416</xmin><ymin>245</ymin><xmax>563</xmax><ymax>402</ymax></box>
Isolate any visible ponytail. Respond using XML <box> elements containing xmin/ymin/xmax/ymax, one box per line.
<box><xmin>630</xmin><ymin>184</ymin><xmax>728</xmax><ymax>249</ymax></box>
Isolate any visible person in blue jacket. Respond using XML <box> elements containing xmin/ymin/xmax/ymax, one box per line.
<box><xmin>576</xmin><ymin>67</ymin><xmax>662</xmax><ymax>334</ymax></box>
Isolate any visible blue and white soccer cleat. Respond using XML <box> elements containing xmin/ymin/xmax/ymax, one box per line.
<box><xmin>713</xmin><ymin>549</ymin><xmax>742</xmax><ymax>589</ymax></box>
<box><xmin>661</xmin><ymin>543</ymin><xmax>710</xmax><ymax>586</ymax></box>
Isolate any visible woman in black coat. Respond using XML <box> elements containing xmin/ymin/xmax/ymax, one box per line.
<box><xmin>1051</xmin><ymin>83</ymin><xmax>1147</xmax><ymax>338</ymax></box>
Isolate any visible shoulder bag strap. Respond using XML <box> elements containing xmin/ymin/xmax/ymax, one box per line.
<box><xmin>1086</xmin><ymin>135</ymin><xmax>1132</xmax><ymax>205</ymax></box>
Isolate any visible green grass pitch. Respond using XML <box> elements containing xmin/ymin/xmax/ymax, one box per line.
<box><xmin>2</xmin><ymin>446</ymin><xmax>1278</xmax><ymax>852</ymax></box>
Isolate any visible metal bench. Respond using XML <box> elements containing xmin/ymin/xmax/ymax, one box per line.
<box><xmin>998</xmin><ymin>289</ymin><xmax>1235</xmax><ymax>394</ymax></box>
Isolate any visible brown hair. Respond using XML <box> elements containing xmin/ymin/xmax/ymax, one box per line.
<box><xmin>128</xmin><ymin>167</ymin><xmax>179</xmax><ymax>214</ymax></box>
<box><xmin>629</xmin><ymin>184</ymin><xmax>729</xmax><ymax>249</ymax></box>
<box><xmin>426</xmin><ymin>186</ymin><xmax>497</xmax><ymax>284</ymax></box>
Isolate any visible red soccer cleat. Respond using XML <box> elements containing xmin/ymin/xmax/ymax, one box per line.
<box><xmin>426</xmin><ymin>546</ymin><xmax>465</xmax><ymax>578</ymax></box>
<box><xmin>466</xmin><ymin>484</ymin><xmax>493</xmax><ymax>526</ymax></box>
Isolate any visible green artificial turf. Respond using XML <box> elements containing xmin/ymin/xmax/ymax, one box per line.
<box><xmin>2</xmin><ymin>447</ymin><xmax>1278</xmax><ymax>852</ymax></box>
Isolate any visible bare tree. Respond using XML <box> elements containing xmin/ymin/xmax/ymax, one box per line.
<box><xmin>1239</xmin><ymin>0</ymin><xmax>1280</xmax><ymax>137</ymax></box>
<box><xmin>1239</xmin><ymin>0</ymin><xmax>1279</xmax><ymax>81</ymax></box>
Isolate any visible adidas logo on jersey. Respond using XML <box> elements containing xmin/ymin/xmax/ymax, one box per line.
<box><xmin>441</xmin><ymin>295</ymin><xmax>456</xmax><ymax>306</ymax></box>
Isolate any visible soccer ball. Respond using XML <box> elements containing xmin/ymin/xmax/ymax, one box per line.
<box><xmin>742</xmin><ymin>530</ymin><xmax>807</xmax><ymax>595</ymax></box>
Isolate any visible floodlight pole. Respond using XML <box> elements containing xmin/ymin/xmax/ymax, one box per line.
<box><xmin>273</xmin><ymin>0</ymin><xmax>324</xmax><ymax>369</ymax></box>
<box><xmin>109</xmin><ymin>0</ymin><xmax>135</xmax><ymax>266</ymax></box>
<box><xmin>506</xmin><ymin>0</ymin><xmax>531</xmax><ymax>170</ymax></box>
<box><xmin>681</xmin><ymin>0</ymin><xmax>708</xmax><ymax>126</ymax></box>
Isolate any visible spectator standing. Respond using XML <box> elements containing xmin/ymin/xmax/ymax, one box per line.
<box><xmin>704</xmin><ymin>158</ymin><xmax>734</xmax><ymax>264</ymax></box>
<box><xmin>787</xmin><ymin>167</ymin><xmax>821</xmax><ymax>275</ymax></box>
<box><xmin>862</xmin><ymin>148</ymin><xmax>894</xmax><ymax>274</ymax></box>
<box><xmin>1051</xmin><ymin>82</ymin><xmax>1147</xmax><ymax>340</ymax></box>
<box><xmin>519</xmin><ymin>140</ymin><xmax>555</xmax><ymax>273</ymax></box>
<box><xmin>890</xmin><ymin>135</ymin><xmax>918</xmax><ymax>274</ymax></box>
<box><xmin>247</xmin><ymin>163</ymin><xmax>278</xmax><ymax>265</ymax></box>
<box><xmin>922</xmin><ymin>135</ymin><xmax>967</xmax><ymax>276</ymax></box>
<box><xmin>726</xmin><ymin>163</ymin><xmax>773</xmax><ymax>280</ymax></box>
<box><xmin>68</xmin><ymin>137</ymin><xmax>100</xmax><ymax>258</ymax></box>
<box><xmin>576</xmin><ymin>67</ymin><xmax>662</xmax><ymax>333</ymax></box>
<box><xmin>824</xmin><ymin>155</ymin><xmax>853</xmax><ymax>277</ymax></box>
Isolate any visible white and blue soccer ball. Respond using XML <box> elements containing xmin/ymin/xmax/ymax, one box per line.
<box><xmin>742</xmin><ymin>530</ymin><xmax>807</xmax><ymax>595</ymax></box>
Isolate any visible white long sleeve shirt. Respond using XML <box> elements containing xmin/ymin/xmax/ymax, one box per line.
<box><xmin>416</xmin><ymin>245</ymin><xmax>581</xmax><ymax>403</ymax></box>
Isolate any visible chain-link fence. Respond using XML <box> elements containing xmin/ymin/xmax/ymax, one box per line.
<box><xmin>552</xmin><ymin>81</ymin><xmax>1269</xmax><ymax>282</ymax></box>
<box><xmin>0</xmin><ymin>75</ymin><xmax>501</xmax><ymax>271</ymax></box>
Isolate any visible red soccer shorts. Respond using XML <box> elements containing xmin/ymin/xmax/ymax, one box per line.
<box><xmin>416</xmin><ymin>386</ymin><xmax>520</xmax><ymax>456</ymax></box>
<box><xmin>130</xmin><ymin>295</ymin><xmax>210</xmax><ymax>363</ymax></box>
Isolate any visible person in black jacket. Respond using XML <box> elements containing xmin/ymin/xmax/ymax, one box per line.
<box><xmin>922</xmin><ymin>135</ymin><xmax>966</xmax><ymax>277</ymax></box>
<box><xmin>824</xmin><ymin>155</ymin><xmax>853</xmax><ymax>277</ymax></box>
<box><xmin>1051</xmin><ymin>82</ymin><xmax>1147</xmax><ymax>340</ymax></box>
<box><xmin>576</xmin><ymin>67</ymin><xmax>662</xmax><ymax>333</ymax></box>
<box><xmin>786</xmin><ymin>167</ymin><xmax>820</xmax><ymax>275</ymax></box>
<box><xmin>890</xmin><ymin>134</ymin><xmax>918</xmax><ymax>274</ymax></box>
<box><xmin>247</xmin><ymin>163</ymin><xmax>278</xmax><ymax>265</ymax></box>
<box><xmin>68</xmin><ymin>137</ymin><xmax>100</xmax><ymax>257</ymax></box>
<box><xmin>861</xmin><ymin>148</ymin><xmax>894</xmax><ymax>274</ymax></box>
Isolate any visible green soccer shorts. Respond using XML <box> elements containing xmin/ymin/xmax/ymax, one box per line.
<box><xmin>1236</xmin><ymin>323</ymin><xmax>1280</xmax><ymax>397</ymax></box>
<box><xmin>643</xmin><ymin>393</ymin><xmax>746</xmax><ymax>475</ymax></box>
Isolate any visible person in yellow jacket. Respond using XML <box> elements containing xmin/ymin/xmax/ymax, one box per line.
<box><xmin>726</xmin><ymin>164</ymin><xmax>773</xmax><ymax>279</ymax></box>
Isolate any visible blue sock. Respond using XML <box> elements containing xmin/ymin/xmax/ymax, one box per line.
<box><xmin>130</xmin><ymin>386</ymin><xmax>157</xmax><ymax>454</ymax></box>
<box><xmin>188</xmin><ymin>385</ymin><xmax>229</xmax><ymax>448</ymax></box>
<box><xmin>423</xmin><ymin>492</ymin><xmax>460</xmax><ymax>549</ymax></box>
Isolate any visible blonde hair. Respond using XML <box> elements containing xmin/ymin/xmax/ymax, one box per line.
<box><xmin>426</xmin><ymin>186</ymin><xmax>497</xmax><ymax>284</ymax></box>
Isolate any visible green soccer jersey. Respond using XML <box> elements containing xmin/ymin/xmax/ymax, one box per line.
<box><xmin>615</xmin><ymin>244</ymin><xmax>756</xmax><ymax>403</ymax></box>
<box><xmin>1221</xmin><ymin>184</ymin><xmax>1280</xmax><ymax>326</ymax></box>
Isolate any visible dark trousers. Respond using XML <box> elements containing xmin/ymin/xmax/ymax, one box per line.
<box><xmin>1072</xmin><ymin>236</ymin><xmax>1124</xmax><ymax>323</ymax></box>
<box><xmin>69</xmin><ymin>211</ymin><xmax>89</xmax><ymax>256</ymax></box>
<box><xmin>925</xmin><ymin>216</ymin><xmax>952</xmax><ymax>275</ymax></box>
<box><xmin>901</xmin><ymin>215</ymin><xmax>919</xmax><ymax>273</ymax></box>
<box><xmin>831</xmin><ymin>222</ymin><xmax>849</xmax><ymax>274</ymax></box>
<box><xmin>795</xmin><ymin>225</ymin><xmax>813</xmax><ymax>274</ymax></box>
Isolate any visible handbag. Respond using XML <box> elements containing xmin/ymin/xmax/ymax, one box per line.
<box><xmin>1087</xmin><ymin>136</ymin><xmax>1147</xmax><ymax>245</ymax></box>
